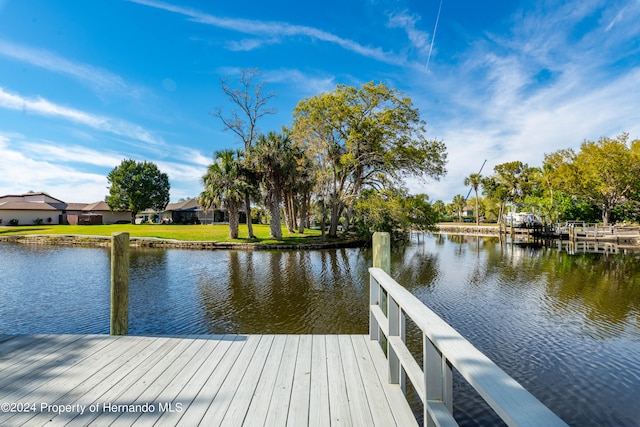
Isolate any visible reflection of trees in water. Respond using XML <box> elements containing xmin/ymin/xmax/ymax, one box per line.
<box><xmin>315</xmin><ymin>249</ymin><xmax>369</xmax><ymax>333</ymax></box>
<box><xmin>174</xmin><ymin>237</ymin><xmax>640</xmax><ymax>337</ymax></box>
<box><xmin>196</xmin><ymin>249</ymin><xmax>369</xmax><ymax>334</ymax></box>
<box><xmin>390</xmin><ymin>244</ymin><xmax>439</xmax><ymax>293</ymax></box>
<box><xmin>447</xmin><ymin>237</ymin><xmax>640</xmax><ymax>336</ymax></box>
<box><xmin>129</xmin><ymin>248</ymin><xmax>169</xmax><ymax>281</ymax></box>
<box><xmin>542</xmin><ymin>252</ymin><xmax>640</xmax><ymax>331</ymax></box>
<box><xmin>500</xmin><ymin>245</ymin><xmax>639</xmax><ymax>331</ymax></box>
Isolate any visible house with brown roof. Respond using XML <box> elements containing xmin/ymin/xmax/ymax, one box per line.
<box><xmin>0</xmin><ymin>192</ymin><xmax>130</xmax><ymax>226</ymax></box>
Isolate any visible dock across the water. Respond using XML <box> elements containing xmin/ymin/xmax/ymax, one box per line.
<box><xmin>500</xmin><ymin>222</ymin><xmax>640</xmax><ymax>244</ymax></box>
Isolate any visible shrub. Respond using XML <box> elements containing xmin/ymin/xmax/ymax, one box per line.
<box><xmin>9</xmin><ymin>219</ymin><xmax>19</xmax><ymax>226</ymax></box>
<box><xmin>34</xmin><ymin>218</ymin><xmax>44</xmax><ymax>225</ymax></box>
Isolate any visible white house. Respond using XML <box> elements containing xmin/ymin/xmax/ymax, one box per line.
<box><xmin>0</xmin><ymin>192</ymin><xmax>130</xmax><ymax>226</ymax></box>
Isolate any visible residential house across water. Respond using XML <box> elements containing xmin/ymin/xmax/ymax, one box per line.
<box><xmin>0</xmin><ymin>192</ymin><xmax>131</xmax><ymax>225</ymax></box>
<box><xmin>135</xmin><ymin>198</ymin><xmax>235</xmax><ymax>224</ymax></box>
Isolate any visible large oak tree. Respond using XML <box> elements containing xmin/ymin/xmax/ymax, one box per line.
<box><xmin>292</xmin><ymin>81</ymin><xmax>447</xmax><ymax>237</ymax></box>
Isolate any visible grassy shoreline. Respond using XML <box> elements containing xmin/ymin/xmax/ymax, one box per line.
<box><xmin>0</xmin><ymin>223</ymin><xmax>336</xmax><ymax>245</ymax></box>
<box><xmin>0</xmin><ymin>224</ymin><xmax>312</xmax><ymax>243</ymax></box>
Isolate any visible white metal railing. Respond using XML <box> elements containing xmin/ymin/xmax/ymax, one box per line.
<box><xmin>568</xmin><ymin>223</ymin><xmax>640</xmax><ymax>240</ymax></box>
<box><xmin>369</xmin><ymin>267</ymin><xmax>568</xmax><ymax>427</ymax></box>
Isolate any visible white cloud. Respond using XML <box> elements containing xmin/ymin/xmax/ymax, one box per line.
<box><xmin>156</xmin><ymin>160</ymin><xmax>204</xmax><ymax>182</ymax></box>
<box><xmin>418</xmin><ymin>67</ymin><xmax>640</xmax><ymax>202</ymax></box>
<box><xmin>387</xmin><ymin>11</ymin><xmax>430</xmax><ymax>57</ymax></box>
<box><xmin>411</xmin><ymin>0</ymin><xmax>640</xmax><ymax>202</ymax></box>
<box><xmin>0</xmin><ymin>133</ymin><xmax>211</xmax><ymax>203</ymax></box>
<box><xmin>0</xmin><ymin>39</ymin><xmax>145</xmax><ymax>98</ymax></box>
<box><xmin>0</xmin><ymin>86</ymin><xmax>165</xmax><ymax>146</ymax></box>
<box><xmin>174</xmin><ymin>147</ymin><xmax>213</xmax><ymax>168</ymax></box>
<box><xmin>20</xmin><ymin>142</ymin><xmax>124</xmax><ymax>168</ymax></box>
<box><xmin>129</xmin><ymin>0</ymin><xmax>406</xmax><ymax>65</ymax></box>
<box><xmin>263</xmin><ymin>69</ymin><xmax>336</xmax><ymax>95</ymax></box>
<box><xmin>225</xmin><ymin>38</ymin><xmax>277</xmax><ymax>51</ymax></box>
<box><xmin>0</xmin><ymin>135</ymin><xmax>109</xmax><ymax>202</ymax></box>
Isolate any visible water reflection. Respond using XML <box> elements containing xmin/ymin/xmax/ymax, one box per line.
<box><xmin>195</xmin><ymin>249</ymin><xmax>371</xmax><ymax>334</ymax></box>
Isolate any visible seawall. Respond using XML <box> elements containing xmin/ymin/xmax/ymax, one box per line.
<box><xmin>434</xmin><ymin>224</ymin><xmax>500</xmax><ymax>235</ymax></box>
<box><xmin>0</xmin><ymin>234</ymin><xmax>364</xmax><ymax>250</ymax></box>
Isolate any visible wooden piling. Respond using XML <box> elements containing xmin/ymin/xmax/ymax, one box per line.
<box><xmin>110</xmin><ymin>232</ymin><xmax>129</xmax><ymax>335</ymax></box>
<box><xmin>373</xmin><ymin>232</ymin><xmax>390</xmax><ymax>274</ymax></box>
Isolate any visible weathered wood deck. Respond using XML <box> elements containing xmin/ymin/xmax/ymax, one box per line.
<box><xmin>0</xmin><ymin>334</ymin><xmax>417</xmax><ymax>427</ymax></box>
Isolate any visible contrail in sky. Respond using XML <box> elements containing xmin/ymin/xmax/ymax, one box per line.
<box><xmin>425</xmin><ymin>0</ymin><xmax>443</xmax><ymax>72</ymax></box>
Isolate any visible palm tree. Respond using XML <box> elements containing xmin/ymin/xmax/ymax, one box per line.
<box><xmin>237</xmin><ymin>155</ymin><xmax>261</xmax><ymax>237</ymax></box>
<box><xmin>482</xmin><ymin>176</ymin><xmax>510</xmax><ymax>224</ymax></box>
<box><xmin>464</xmin><ymin>173</ymin><xmax>483</xmax><ymax>225</ymax></box>
<box><xmin>249</xmin><ymin>132</ymin><xmax>295</xmax><ymax>239</ymax></box>
<box><xmin>451</xmin><ymin>194</ymin><xmax>466</xmax><ymax>222</ymax></box>
<box><xmin>199</xmin><ymin>149</ymin><xmax>249</xmax><ymax>239</ymax></box>
<box><xmin>279</xmin><ymin>140</ymin><xmax>315</xmax><ymax>234</ymax></box>
<box><xmin>432</xmin><ymin>200</ymin><xmax>446</xmax><ymax>221</ymax></box>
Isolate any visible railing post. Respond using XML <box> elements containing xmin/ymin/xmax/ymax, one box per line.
<box><xmin>371</xmin><ymin>232</ymin><xmax>390</xmax><ymax>346</ymax></box>
<box><xmin>110</xmin><ymin>232</ymin><xmax>129</xmax><ymax>335</ymax></box>
<box><xmin>387</xmin><ymin>299</ymin><xmax>407</xmax><ymax>392</ymax></box>
<box><xmin>424</xmin><ymin>337</ymin><xmax>453</xmax><ymax>427</ymax></box>
<box><xmin>388</xmin><ymin>297</ymin><xmax>400</xmax><ymax>384</ymax></box>
<box><xmin>369</xmin><ymin>274</ymin><xmax>380</xmax><ymax>341</ymax></box>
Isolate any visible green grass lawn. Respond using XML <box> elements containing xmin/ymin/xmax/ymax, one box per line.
<box><xmin>0</xmin><ymin>223</ymin><xmax>328</xmax><ymax>244</ymax></box>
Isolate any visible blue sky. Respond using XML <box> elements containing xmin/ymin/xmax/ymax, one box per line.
<box><xmin>1</xmin><ymin>0</ymin><xmax>639</xmax><ymax>204</ymax></box>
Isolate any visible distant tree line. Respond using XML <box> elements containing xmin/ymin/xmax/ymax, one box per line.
<box><xmin>444</xmin><ymin>133</ymin><xmax>640</xmax><ymax>226</ymax></box>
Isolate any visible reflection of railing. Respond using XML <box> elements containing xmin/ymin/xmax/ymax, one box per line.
<box><xmin>369</xmin><ymin>232</ymin><xmax>567</xmax><ymax>426</ymax></box>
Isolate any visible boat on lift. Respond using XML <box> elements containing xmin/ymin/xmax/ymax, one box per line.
<box><xmin>503</xmin><ymin>212</ymin><xmax>543</xmax><ymax>228</ymax></box>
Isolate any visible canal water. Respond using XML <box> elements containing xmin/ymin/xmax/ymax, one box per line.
<box><xmin>0</xmin><ymin>235</ymin><xmax>638</xmax><ymax>426</ymax></box>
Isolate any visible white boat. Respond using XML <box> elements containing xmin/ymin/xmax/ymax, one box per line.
<box><xmin>503</xmin><ymin>212</ymin><xmax>543</xmax><ymax>228</ymax></box>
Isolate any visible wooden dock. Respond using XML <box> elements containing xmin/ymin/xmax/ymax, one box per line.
<box><xmin>0</xmin><ymin>334</ymin><xmax>417</xmax><ymax>427</ymax></box>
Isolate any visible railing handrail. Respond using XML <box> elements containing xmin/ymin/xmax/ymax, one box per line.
<box><xmin>369</xmin><ymin>267</ymin><xmax>568</xmax><ymax>427</ymax></box>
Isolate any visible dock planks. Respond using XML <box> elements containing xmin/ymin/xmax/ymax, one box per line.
<box><xmin>0</xmin><ymin>334</ymin><xmax>417</xmax><ymax>427</ymax></box>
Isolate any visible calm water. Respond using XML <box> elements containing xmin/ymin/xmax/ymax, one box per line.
<box><xmin>0</xmin><ymin>235</ymin><xmax>639</xmax><ymax>426</ymax></box>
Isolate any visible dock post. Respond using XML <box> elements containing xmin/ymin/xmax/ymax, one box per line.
<box><xmin>373</xmin><ymin>232</ymin><xmax>390</xmax><ymax>274</ymax></box>
<box><xmin>371</xmin><ymin>232</ymin><xmax>390</xmax><ymax>349</ymax></box>
<box><xmin>111</xmin><ymin>232</ymin><xmax>129</xmax><ymax>335</ymax></box>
